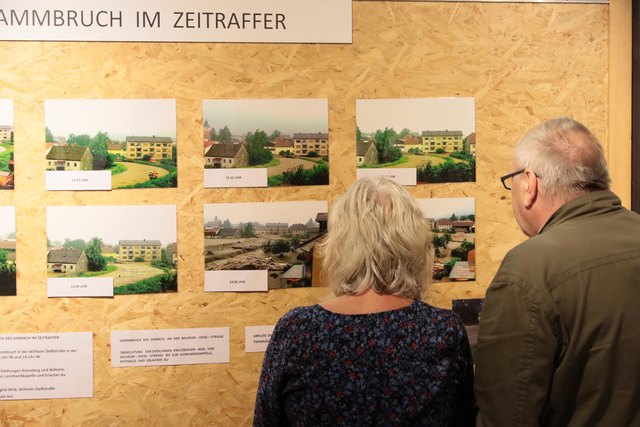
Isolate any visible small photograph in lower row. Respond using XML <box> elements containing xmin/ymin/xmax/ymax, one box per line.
<box><xmin>0</xmin><ymin>205</ymin><xmax>16</xmax><ymax>296</ymax></box>
<box><xmin>204</xmin><ymin>200</ymin><xmax>328</xmax><ymax>292</ymax></box>
<box><xmin>46</xmin><ymin>205</ymin><xmax>177</xmax><ymax>297</ymax></box>
<box><xmin>416</xmin><ymin>197</ymin><xmax>476</xmax><ymax>283</ymax></box>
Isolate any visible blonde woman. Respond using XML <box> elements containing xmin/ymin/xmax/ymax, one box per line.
<box><xmin>254</xmin><ymin>177</ymin><xmax>474</xmax><ymax>426</ymax></box>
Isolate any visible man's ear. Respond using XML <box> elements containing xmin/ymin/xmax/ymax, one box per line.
<box><xmin>523</xmin><ymin>168</ymin><xmax>538</xmax><ymax>209</ymax></box>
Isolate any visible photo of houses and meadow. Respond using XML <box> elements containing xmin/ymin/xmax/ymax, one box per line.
<box><xmin>0</xmin><ymin>99</ymin><xmax>14</xmax><ymax>190</ymax></box>
<box><xmin>203</xmin><ymin>99</ymin><xmax>329</xmax><ymax>187</ymax></box>
<box><xmin>46</xmin><ymin>205</ymin><xmax>177</xmax><ymax>295</ymax></box>
<box><xmin>416</xmin><ymin>197</ymin><xmax>475</xmax><ymax>282</ymax></box>
<box><xmin>0</xmin><ymin>206</ymin><xmax>16</xmax><ymax>296</ymax></box>
<box><xmin>45</xmin><ymin>99</ymin><xmax>177</xmax><ymax>189</ymax></box>
<box><xmin>356</xmin><ymin>98</ymin><xmax>475</xmax><ymax>184</ymax></box>
<box><xmin>204</xmin><ymin>201</ymin><xmax>328</xmax><ymax>289</ymax></box>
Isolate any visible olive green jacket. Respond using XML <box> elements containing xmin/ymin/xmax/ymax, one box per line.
<box><xmin>475</xmin><ymin>191</ymin><xmax>640</xmax><ymax>426</ymax></box>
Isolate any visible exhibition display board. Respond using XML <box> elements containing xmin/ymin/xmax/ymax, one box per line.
<box><xmin>0</xmin><ymin>1</ymin><xmax>629</xmax><ymax>425</ymax></box>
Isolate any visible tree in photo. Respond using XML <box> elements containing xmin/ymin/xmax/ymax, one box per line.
<box><xmin>245</xmin><ymin>130</ymin><xmax>273</xmax><ymax>166</ymax></box>
<box><xmin>45</xmin><ymin>127</ymin><xmax>56</xmax><ymax>142</ymax></box>
<box><xmin>374</xmin><ymin>127</ymin><xmax>402</xmax><ymax>164</ymax></box>
<box><xmin>86</xmin><ymin>237</ymin><xmax>107</xmax><ymax>272</ymax></box>
<box><xmin>270</xmin><ymin>129</ymin><xmax>282</xmax><ymax>140</ymax></box>
<box><xmin>218</xmin><ymin>125</ymin><xmax>232</xmax><ymax>143</ymax></box>
<box><xmin>63</xmin><ymin>238</ymin><xmax>87</xmax><ymax>251</ymax></box>
<box><xmin>451</xmin><ymin>240</ymin><xmax>475</xmax><ymax>261</ymax></box>
<box><xmin>242</xmin><ymin>222</ymin><xmax>256</xmax><ymax>238</ymax></box>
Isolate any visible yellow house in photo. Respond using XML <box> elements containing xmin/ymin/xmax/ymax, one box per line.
<box><xmin>293</xmin><ymin>132</ymin><xmax>328</xmax><ymax>156</ymax></box>
<box><xmin>421</xmin><ymin>130</ymin><xmax>464</xmax><ymax>153</ymax></box>
<box><xmin>125</xmin><ymin>136</ymin><xmax>173</xmax><ymax>161</ymax></box>
<box><xmin>118</xmin><ymin>239</ymin><xmax>162</xmax><ymax>262</ymax></box>
<box><xmin>0</xmin><ymin>125</ymin><xmax>12</xmax><ymax>142</ymax></box>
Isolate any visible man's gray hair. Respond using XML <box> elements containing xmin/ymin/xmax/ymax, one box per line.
<box><xmin>317</xmin><ymin>176</ymin><xmax>432</xmax><ymax>299</ymax></box>
<box><xmin>513</xmin><ymin>117</ymin><xmax>611</xmax><ymax>200</ymax></box>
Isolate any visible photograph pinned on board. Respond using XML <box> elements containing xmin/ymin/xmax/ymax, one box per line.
<box><xmin>203</xmin><ymin>99</ymin><xmax>329</xmax><ymax>188</ymax></box>
<box><xmin>356</xmin><ymin>98</ymin><xmax>475</xmax><ymax>186</ymax></box>
<box><xmin>45</xmin><ymin>99</ymin><xmax>177</xmax><ymax>191</ymax></box>
<box><xmin>204</xmin><ymin>200</ymin><xmax>328</xmax><ymax>291</ymax></box>
<box><xmin>416</xmin><ymin>197</ymin><xmax>475</xmax><ymax>282</ymax></box>
<box><xmin>46</xmin><ymin>205</ymin><xmax>177</xmax><ymax>296</ymax></box>
<box><xmin>0</xmin><ymin>206</ymin><xmax>16</xmax><ymax>296</ymax></box>
<box><xmin>0</xmin><ymin>99</ymin><xmax>14</xmax><ymax>190</ymax></box>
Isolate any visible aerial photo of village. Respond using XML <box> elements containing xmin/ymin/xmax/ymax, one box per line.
<box><xmin>416</xmin><ymin>197</ymin><xmax>476</xmax><ymax>282</ymax></box>
<box><xmin>203</xmin><ymin>99</ymin><xmax>329</xmax><ymax>187</ymax></box>
<box><xmin>0</xmin><ymin>99</ymin><xmax>14</xmax><ymax>190</ymax></box>
<box><xmin>45</xmin><ymin>99</ymin><xmax>177</xmax><ymax>189</ymax></box>
<box><xmin>204</xmin><ymin>201</ymin><xmax>328</xmax><ymax>290</ymax></box>
<box><xmin>356</xmin><ymin>98</ymin><xmax>475</xmax><ymax>184</ymax></box>
<box><xmin>46</xmin><ymin>205</ymin><xmax>177</xmax><ymax>295</ymax></box>
<box><xmin>0</xmin><ymin>206</ymin><xmax>16</xmax><ymax>296</ymax></box>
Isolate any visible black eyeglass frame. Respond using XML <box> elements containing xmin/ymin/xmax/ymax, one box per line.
<box><xmin>500</xmin><ymin>169</ymin><xmax>526</xmax><ymax>190</ymax></box>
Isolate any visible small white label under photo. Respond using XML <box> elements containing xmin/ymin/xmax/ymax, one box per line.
<box><xmin>204</xmin><ymin>168</ymin><xmax>267</xmax><ymax>188</ymax></box>
<box><xmin>46</xmin><ymin>170</ymin><xmax>112</xmax><ymax>191</ymax></box>
<box><xmin>47</xmin><ymin>277</ymin><xmax>114</xmax><ymax>298</ymax></box>
<box><xmin>205</xmin><ymin>270</ymin><xmax>268</xmax><ymax>292</ymax></box>
<box><xmin>111</xmin><ymin>327</ymin><xmax>230</xmax><ymax>368</ymax></box>
<box><xmin>245</xmin><ymin>325</ymin><xmax>275</xmax><ymax>353</ymax></box>
<box><xmin>356</xmin><ymin>168</ymin><xmax>416</xmax><ymax>186</ymax></box>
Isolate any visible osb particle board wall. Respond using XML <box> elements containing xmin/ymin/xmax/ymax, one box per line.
<box><xmin>0</xmin><ymin>2</ymin><xmax>611</xmax><ymax>426</ymax></box>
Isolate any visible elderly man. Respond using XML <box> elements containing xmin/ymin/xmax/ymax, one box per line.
<box><xmin>475</xmin><ymin>117</ymin><xmax>640</xmax><ymax>426</ymax></box>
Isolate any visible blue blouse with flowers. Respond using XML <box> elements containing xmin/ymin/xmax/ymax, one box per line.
<box><xmin>253</xmin><ymin>300</ymin><xmax>474</xmax><ymax>426</ymax></box>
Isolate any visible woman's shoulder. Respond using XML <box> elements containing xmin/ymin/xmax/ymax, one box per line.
<box><xmin>412</xmin><ymin>301</ymin><xmax>467</xmax><ymax>336</ymax></box>
<box><xmin>271</xmin><ymin>305</ymin><xmax>323</xmax><ymax>332</ymax></box>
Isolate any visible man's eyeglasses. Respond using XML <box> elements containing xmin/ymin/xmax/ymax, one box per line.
<box><xmin>500</xmin><ymin>169</ymin><xmax>525</xmax><ymax>190</ymax></box>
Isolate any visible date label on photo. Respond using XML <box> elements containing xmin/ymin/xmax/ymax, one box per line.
<box><xmin>111</xmin><ymin>327</ymin><xmax>230</xmax><ymax>367</ymax></box>
<box><xmin>46</xmin><ymin>171</ymin><xmax>112</xmax><ymax>191</ymax></box>
<box><xmin>357</xmin><ymin>168</ymin><xmax>416</xmax><ymax>186</ymax></box>
<box><xmin>245</xmin><ymin>325</ymin><xmax>275</xmax><ymax>353</ymax></box>
<box><xmin>205</xmin><ymin>270</ymin><xmax>268</xmax><ymax>292</ymax></box>
<box><xmin>47</xmin><ymin>277</ymin><xmax>114</xmax><ymax>298</ymax></box>
<box><xmin>204</xmin><ymin>168</ymin><xmax>267</xmax><ymax>188</ymax></box>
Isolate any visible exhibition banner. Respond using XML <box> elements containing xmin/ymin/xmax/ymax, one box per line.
<box><xmin>0</xmin><ymin>0</ymin><xmax>352</xmax><ymax>43</ymax></box>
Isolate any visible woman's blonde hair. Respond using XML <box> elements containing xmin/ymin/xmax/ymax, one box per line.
<box><xmin>318</xmin><ymin>176</ymin><xmax>432</xmax><ymax>299</ymax></box>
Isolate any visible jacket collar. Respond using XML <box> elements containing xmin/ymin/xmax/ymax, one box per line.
<box><xmin>539</xmin><ymin>190</ymin><xmax>622</xmax><ymax>234</ymax></box>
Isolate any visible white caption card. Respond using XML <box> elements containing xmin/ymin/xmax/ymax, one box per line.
<box><xmin>245</xmin><ymin>325</ymin><xmax>275</xmax><ymax>353</ymax></box>
<box><xmin>204</xmin><ymin>168</ymin><xmax>267</xmax><ymax>188</ymax></box>
<box><xmin>356</xmin><ymin>168</ymin><xmax>416</xmax><ymax>186</ymax></box>
<box><xmin>111</xmin><ymin>327</ymin><xmax>230</xmax><ymax>367</ymax></box>
<box><xmin>205</xmin><ymin>270</ymin><xmax>268</xmax><ymax>292</ymax></box>
<box><xmin>47</xmin><ymin>277</ymin><xmax>114</xmax><ymax>298</ymax></box>
<box><xmin>46</xmin><ymin>170</ymin><xmax>112</xmax><ymax>191</ymax></box>
<box><xmin>0</xmin><ymin>332</ymin><xmax>93</xmax><ymax>401</ymax></box>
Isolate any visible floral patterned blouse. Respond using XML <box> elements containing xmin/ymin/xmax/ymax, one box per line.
<box><xmin>253</xmin><ymin>300</ymin><xmax>474</xmax><ymax>426</ymax></box>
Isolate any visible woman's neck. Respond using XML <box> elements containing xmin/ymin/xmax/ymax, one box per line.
<box><xmin>320</xmin><ymin>288</ymin><xmax>414</xmax><ymax>315</ymax></box>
